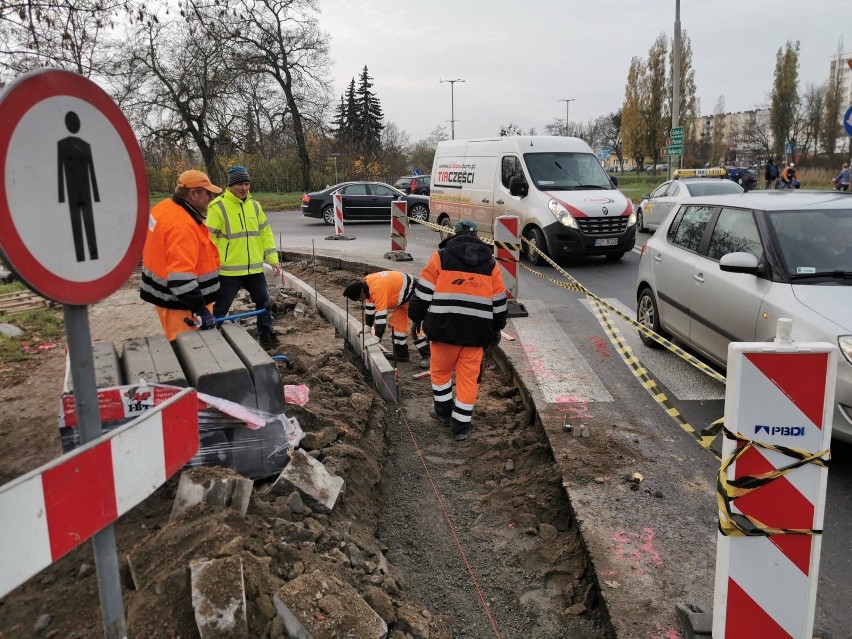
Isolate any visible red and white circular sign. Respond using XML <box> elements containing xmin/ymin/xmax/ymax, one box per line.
<box><xmin>0</xmin><ymin>69</ymin><xmax>148</xmax><ymax>305</ymax></box>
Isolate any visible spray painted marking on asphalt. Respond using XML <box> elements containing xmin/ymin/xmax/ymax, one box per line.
<box><xmin>579</xmin><ymin>298</ymin><xmax>724</xmax><ymax>401</ymax></box>
<box><xmin>509</xmin><ymin>299</ymin><xmax>613</xmax><ymax>404</ymax></box>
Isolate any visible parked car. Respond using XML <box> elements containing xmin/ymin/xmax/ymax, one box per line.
<box><xmin>635</xmin><ymin>191</ymin><xmax>852</xmax><ymax>442</ymax></box>
<box><xmin>724</xmin><ymin>166</ymin><xmax>759</xmax><ymax>192</ymax></box>
<box><xmin>393</xmin><ymin>175</ymin><xmax>431</xmax><ymax>196</ymax></box>
<box><xmin>301</xmin><ymin>181</ymin><xmax>430</xmax><ymax>225</ymax></box>
<box><xmin>636</xmin><ymin>177</ymin><xmax>743</xmax><ymax>232</ymax></box>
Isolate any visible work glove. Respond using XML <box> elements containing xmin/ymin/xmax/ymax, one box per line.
<box><xmin>196</xmin><ymin>308</ymin><xmax>216</xmax><ymax>330</ymax></box>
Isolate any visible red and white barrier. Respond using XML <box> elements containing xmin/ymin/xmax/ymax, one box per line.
<box><xmin>494</xmin><ymin>214</ymin><xmax>520</xmax><ymax>300</ymax></box>
<box><xmin>390</xmin><ymin>200</ymin><xmax>408</xmax><ymax>252</ymax></box>
<box><xmin>713</xmin><ymin>322</ymin><xmax>835</xmax><ymax>639</ymax></box>
<box><xmin>0</xmin><ymin>387</ymin><xmax>199</xmax><ymax>598</ymax></box>
<box><xmin>333</xmin><ymin>192</ymin><xmax>344</xmax><ymax>236</ymax></box>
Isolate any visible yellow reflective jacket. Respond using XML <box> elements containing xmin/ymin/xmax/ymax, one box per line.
<box><xmin>207</xmin><ymin>189</ymin><xmax>278</xmax><ymax>277</ymax></box>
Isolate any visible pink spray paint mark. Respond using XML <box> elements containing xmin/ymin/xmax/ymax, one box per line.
<box><xmin>613</xmin><ymin>527</ymin><xmax>665</xmax><ymax>575</ymax></box>
<box><xmin>587</xmin><ymin>333</ymin><xmax>611</xmax><ymax>358</ymax></box>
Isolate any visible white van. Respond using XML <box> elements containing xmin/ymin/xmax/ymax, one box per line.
<box><xmin>429</xmin><ymin>136</ymin><xmax>636</xmax><ymax>263</ymax></box>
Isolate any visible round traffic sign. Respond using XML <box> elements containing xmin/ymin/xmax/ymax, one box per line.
<box><xmin>844</xmin><ymin>105</ymin><xmax>852</xmax><ymax>137</ymax></box>
<box><xmin>0</xmin><ymin>69</ymin><xmax>148</xmax><ymax>305</ymax></box>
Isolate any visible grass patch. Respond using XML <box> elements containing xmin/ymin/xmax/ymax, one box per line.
<box><xmin>0</xmin><ymin>301</ymin><xmax>64</xmax><ymax>363</ymax></box>
<box><xmin>150</xmin><ymin>191</ymin><xmax>304</xmax><ymax>211</ymax></box>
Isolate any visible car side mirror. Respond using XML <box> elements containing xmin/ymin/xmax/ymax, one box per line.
<box><xmin>509</xmin><ymin>175</ymin><xmax>528</xmax><ymax>197</ymax></box>
<box><xmin>719</xmin><ymin>251</ymin><xmax>760</xmax><ymax>275</ymax></box>
<box><xmin>642</xmin><ymin>193</ymin><xmax>651</xmax><ymax>200</ymax></box>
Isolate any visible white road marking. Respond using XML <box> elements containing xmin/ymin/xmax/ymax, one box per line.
<box><xmin>508</xmin><ymin>300</ymin><xmax>613</xmax><ymax>404</ymax></box>
<box><xmin>579</xmin><ymin>298</ymin><xmax>725</xmax><ymax>401</ymax></box>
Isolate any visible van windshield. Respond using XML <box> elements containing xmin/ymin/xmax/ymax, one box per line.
<box><xmin>523</xmin><ymin>152</ymin><xmax>612</xmax><ymax>191</ymax></box>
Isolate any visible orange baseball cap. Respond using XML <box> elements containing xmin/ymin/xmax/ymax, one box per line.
<box><xmin>177</xmin><ymin>170</ymin><xmax>222</xmax><ymax>194</ymax></box>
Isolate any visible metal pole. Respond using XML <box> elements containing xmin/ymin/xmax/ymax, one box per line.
<box><xmin>63</xmin><ymin>305</ymin><xmax>126</xmax><ymax>639</ymax></box>
<box><xmin>440</xmin><ymin>79</ymin><xmax>465</xmax><ymax>140</ymax></box>
<box><xmin>559</xmin><ymin>99</ymin><xmax>575</xmax><ymax>137</ymax></box>
<box><xmin>331</xmin><ymin>153</ymin><xmax>339</xmax><ymax>184</ymax></box>
<box><xmin>672</xmin><ymin>0</ymin><xmax>682</xmax><ymax>174</ymax></box>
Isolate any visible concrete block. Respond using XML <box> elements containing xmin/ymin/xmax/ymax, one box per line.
<box><xmin>170</xmin><ymin>470</ymin><xmax>254</xmax><ymax>522</ymax></box>
<box><xmin>272</xmin><ymin>570</ymin><xmax>387</xmax><ymax>639</ymax></box>
<box><xmin>675</xmin><ymin>602</ymin><xmax>713</xmax><ymax>639</ymax></box>
<box><xmin>190</xmin><ymin>556</ymin><xmax>248</xmax><ymax>638</ymax></box>
<box><xmin>174</xmin><ymin>329</ymin><xmax>256</xmax><ymax>408</ymax></box>
<box><xmin>270</xmin><ymin>448</ymin><xmax>344</xmax><ymax>514</ymax></box>
<box><xmin>121</xmin><ymin>335</ymin><xmax>187</xmax><ymax>387</ymax></box>
<box><xmin>67</xmin><ymin>340</ymin><xmax>123</xmax><ymax>391</ymax></box>
<box><xmin>220</xmin><ymin>323</ymin><xmax>285</xmax><ymax>414</ymax></box>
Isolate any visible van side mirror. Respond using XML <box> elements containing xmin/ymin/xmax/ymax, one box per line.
<box><xmin>610</xmin><ymin>176</ymin><xmax>618</xmax><ymax>187</ymax></box>
<box><xmin>509</xmin><ymin>175</ymin><xmax>528</xmax><ymax>197</ymax></box>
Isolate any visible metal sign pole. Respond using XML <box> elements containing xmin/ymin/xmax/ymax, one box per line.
<box><xmin>63</xmin><ymin>305</ymin><xmax>126</xmax><ymax>639</ymax></box>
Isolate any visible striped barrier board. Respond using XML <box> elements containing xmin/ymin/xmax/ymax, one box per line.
<box><xmin>0</xmin><ymin>387</ymin><xmax>199</xmax><ymax>598</ymax></box>
<box><xmin>494</xmin><ymin>214</ymin><xmax>520</xmax><ymax>300</ymax></box>
<box><xmin>390</xmin><ymin>200</ymin><xmax>407</xmax><ymax>252</ymax></box>
<box><xmin>713</xmin><ymin>334</ymin><xmax>835</xmax><ymax>639</ymax></box>
<box><xmin>333</xmin><ymin>192</ymin><xmax>344</xmax><ymax>236</ymax></box>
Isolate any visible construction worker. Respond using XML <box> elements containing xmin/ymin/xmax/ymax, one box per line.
<box><xmin>408</xmin><ymin>220</ymin><xmax>507</xmax><ymax>441</ymax></box>
<box><xmin>343</xmin><ymin>271</ymin><xmax>430</xmax><ymax>368</ymax></box>
<box><xmin>140</xmin><ymin>170</ymin><xmax>222</xmax><ymax>342</ymax></box>
<box><xmin>207</xmin><ymin>165</ymin><xmax>281</xmax><ymax>349</ymax></box>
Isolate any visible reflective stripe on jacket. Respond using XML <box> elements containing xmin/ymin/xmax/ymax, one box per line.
<box><xmin>409</xmin><ymin>234</ymin><xmax>507</xmax><ymax>347</ymax></box>
<box><xmin>140</xmin><ymin>196</ymin><xmax>220</xmax><ymax>311</ymax></box>
<box><xmin>364</xmin><ymin>271</ymin><xmax>416</xmax><ymax>338</ymax></box>
<box><xmin>206</xmin><ymin>189</ymin><xmax>278</xmax><ymax>277</ymax></box>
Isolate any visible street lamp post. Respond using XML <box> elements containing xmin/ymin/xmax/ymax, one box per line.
<box><xmin>330</xmin><ymin>152</ymin><xmax>340</xmax><ymax>184</ymax></box>
<box><xmin>440</xmin><ymin>78</ymin><xmax>465</xmax><ymax>140</ymax></box>
<box><xmin>558</xmin><ymin>98</ymin><xmax>575</xmax><ymax>137</ymax></box>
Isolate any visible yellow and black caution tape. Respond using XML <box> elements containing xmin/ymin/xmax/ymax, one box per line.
<box><xmin>713</xmin><ymin>424</ymin><xmax>830</xmax><ymax>537</ymax></box>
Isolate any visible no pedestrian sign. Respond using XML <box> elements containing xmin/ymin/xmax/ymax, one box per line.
<box><xmin>0</xmin><ymin>69</ymin><xmax>148</xmax><ymax>305</ymax></box>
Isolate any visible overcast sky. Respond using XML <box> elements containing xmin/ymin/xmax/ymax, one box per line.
<box><xmin>319</xmin><ymin>0</ymin><xmax>849</xmax><ymax>143</ymax></box>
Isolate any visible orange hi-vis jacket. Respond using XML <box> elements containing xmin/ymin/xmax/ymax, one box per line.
<box><xmin>364</xmin><ymin>271</ymin><xmax>417</xmax><ymax>339</ymax></box>
<box><xmin>409</xmin><ymin>234</ymin><xmax>507</xmax><ymax>347</ymax></box>
<box><xmin>140</xmin><ymin>196</ymin><xmax>220</xmax><ymax>311</ymax></box>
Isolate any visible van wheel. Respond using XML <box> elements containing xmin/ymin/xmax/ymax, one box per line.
<box><xmin>439</xmin><ymin>217</ymin><xmax>453</xmax><ymax>241</ymax></box>
<box><xmin>526</xmin><ymin>228</ymin><xmax>548</xmax><ymax>266</ymax></box>
<box><xmin>322</xmin><ymin>205</ymin><xmax>335</xmax><ymax>226</ymax></box>
<box><xmin>637</xmin><ymin>288</ymin><xmax>670</xmax><ymax>347</ymax></box>
<box><xmin>605</xmin><ymin>252</ymin><xmax>625</xmax><ymax>261</ymax></box>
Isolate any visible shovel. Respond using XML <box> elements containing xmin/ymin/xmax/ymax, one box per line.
<box><xmin>183</xmin><ymin>308</ymin><xmax>268</xmax><ymax>327</ymax></box>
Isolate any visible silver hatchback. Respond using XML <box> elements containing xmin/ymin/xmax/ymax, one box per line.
<box><xmin>636</xmin><ymin>191</ymin><xmax>852</xmax><ymax>441</ymax></box>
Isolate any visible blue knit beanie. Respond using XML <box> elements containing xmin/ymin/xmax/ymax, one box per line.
<box><xmin>227</xmin><ymin>165</ymin><xmax>251</xmax><ymax>186</ymax></box>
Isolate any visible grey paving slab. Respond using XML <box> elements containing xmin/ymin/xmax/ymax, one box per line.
<box><xmin>121</xmin><ymin>335</ymin><xmax>188</xmax><ymax>387</ymax></box>
<box><xmin>174</xmin><ymin>329</ymin><xmax>257</xmax><ymax>408</ymax></box>
<box><xmin>219</xmin><ymin>323</ymin><xmax>285</xmax><ymax>414</ymax></box>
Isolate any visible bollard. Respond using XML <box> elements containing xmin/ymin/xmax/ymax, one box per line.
<box><xmin>711</xmin><ymin>318</ymin><xmax>835</xmax><ymax>639</ymax></box>
<box><xmin>325</xmin><ymin>192</ymin><xmax>355</xmax><ymax>241</ymax></box>
<box><xmin>384</xmin><ymin>200</ymin><xmax>412</xmax><ymax>261</ymax></box>
<box><xmin>493</xmin><ymin>214</ymin><xmax>528</xmax><ymax>318</ymax></box>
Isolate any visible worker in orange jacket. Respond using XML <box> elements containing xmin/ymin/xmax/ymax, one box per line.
<box><xmin>140</xmin><ymin>170</ymin><xmax>222</xmax><ymax>342</ymax></box>
<box><xmin>408</xmin><ymin>220</ymin><xmax>507</xmax><ymax>441</ymax></box>
<box><xmin>343</xmin><ymin>271</ymin><xmax>430</xmax><ymax>368</ymax></box>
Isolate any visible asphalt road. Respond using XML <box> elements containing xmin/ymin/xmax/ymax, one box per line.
<box><xmin>267</xmin><ymin>209</ymin><xmax>852</xmax><ymax>637</ymax></box>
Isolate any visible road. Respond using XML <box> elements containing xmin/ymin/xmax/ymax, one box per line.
<box><xmin>268</xmin><ymin>209</ymin><xmax>852</xmax><ymax>637</ymax></box>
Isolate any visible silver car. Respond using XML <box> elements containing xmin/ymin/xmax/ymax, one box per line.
<box><xmin>636</xmin><ymin>177</ymin><xmax>743</xmax><ymax>232</ymax></box>
<box><xmin>636</xmin><ymin>191</ymin><xmax>852</xmax><ymax>441</ymax></box>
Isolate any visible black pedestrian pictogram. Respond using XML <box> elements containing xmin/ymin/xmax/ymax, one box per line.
<box><xmin>58</xmin><ymin>111</ymin><xmax>100</xmax><ymax>262</ymax></box>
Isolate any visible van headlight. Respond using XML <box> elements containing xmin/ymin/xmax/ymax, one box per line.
<box><xmin>628</xmin><ymin>212</ymin><xmax>637</xmax><ymax>226</ymax></box>
<box><xmin>839</xmin><ymin>336</ymin><xmax>852</xmax><ymax>365</ymax></box>
<box><xmin>548</xmin><ymin>199</ymin><xmax>578</xmax><ymax>228</ymax></box>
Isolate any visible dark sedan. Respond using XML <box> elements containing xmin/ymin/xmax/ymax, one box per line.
<box><xmin>301</xmin><ymin>181</ymin><xmax>430</xmax><ymax>225</ymax></box>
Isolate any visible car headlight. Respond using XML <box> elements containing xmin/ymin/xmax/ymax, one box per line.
<box><xmin>548</xmin><ymin>199</ymin><xmax>578</xmax><ymax>228</ymax></box>
<box><xmin>839</xmin><ymin>336</ymin><xmax>852</xmax><ymax>365</ymax></box>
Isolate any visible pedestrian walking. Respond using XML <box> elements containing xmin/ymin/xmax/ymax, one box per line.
<box><xmin>832</xmin><ymin>163</ymin><xmax>850</xmax><ymax>191</ymax></box>
<box><xmin>343</xmin><ymin>271</ymin><xmax>430</xmax><ymax>368</ymax></box>
<box><xmin>140</xmin><ymin>170</ymin><xmax>221</xmax><ymax>342</ymax></box>
<box><xmin>207</xmin><ymin>165</ymin><xmax>281</xmax><ymax>349</ymax></box>
<box><xmin>764</xmin><ymin>158</ymin><xmax>779</xmax><ymax>189</ymax></box>
<box><xmin>408</xmin><ymin>220</ymin><xmax>507</xmax><ymax>441</ymax></box>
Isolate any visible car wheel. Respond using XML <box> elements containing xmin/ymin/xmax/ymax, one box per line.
<box><xmin>637</xmin><ymin>287</ymin><xmax>670</xmax><ymax>347</ymax></box>
<box><xmin>409</xmin><ymin>203</ymin><xmax>429</xmax><ymax>222</ymax></box>
<box><xmin>605</xmin><ymin>252</ymin><xmax>625</xmax><ymax>261</ymax></box>
<box><xmin>526</xmin><ymin>227</ymin><xmax>548</xmax><ymax>266</ymax></box>
<box><xmin>637</xmin><ymin>208</ymin><xmax>646</xmax><ymax>232</ymax></box>
<box><xmin>321</xmin><ymin>205</ymin><xmax>335</xmax><ymax>226</ymax></box>
<box><xmin>439</xmin><ymin>216</ymin><xmax>453</xmax><ymax>241</ymax></box>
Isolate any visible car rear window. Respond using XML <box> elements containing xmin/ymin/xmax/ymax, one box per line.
<box><xmin>686</xmin><ymin>181</ymin><xmax>743</xmax><ymax>197</ymax></box>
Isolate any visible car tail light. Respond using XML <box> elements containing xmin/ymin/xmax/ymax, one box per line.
<box><xmin>639</xmin><ymin>241</ymin><xmax>648</xmax><ymax>260</ymax></box>
<box><xmin>302</xmin><ymin>194</ymin><xmax>310</xmax><ymax>203</ymax></box>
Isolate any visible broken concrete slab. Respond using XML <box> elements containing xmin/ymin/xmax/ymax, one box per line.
<box><xmin>189</xmin><ymin>556</ymin><xmax>248</xmax><ymax>639</ymax></box>
<box><xmin>269</xmin><ymin>448</ymin><xmax>344</xmax><ymax>513</ymax></box>
<box><xmin>170</xmin><ymin>469</ymin><xmax>254</xmax><ymax>522</ymax></box>
<box><xmin>272</xmin><ymin>570</ymin><xmax>388</xmax><ymax>639</ymax></box>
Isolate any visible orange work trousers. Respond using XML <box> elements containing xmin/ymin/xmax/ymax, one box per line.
<box><xmin>155</xmin><ymin>304</ymin><xmax>212</xmax><ymax>342</ymax></box>
<box><xmin>429</xmin><ymin>342</ymin><xmax>484</xmax><ymax>429</ymax></box>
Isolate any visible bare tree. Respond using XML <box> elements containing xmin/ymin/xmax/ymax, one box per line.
<box><xmin>798</xmin><ymin>82</ymin><xmax>825</xmax><ymax>160</ymax></box>
<box><xmin>622</xmin><ymin>56</ymin><xmax>647</xmax><ymax>171</ymax></box>
<box><xmin>186</xmin><ymin>0</ymin><xmax>332</xmax><ymax>192</ymax></box>
<box><xmin>596</xmin><ymin>110</ymin><xmax>624</xmax><ymax>169</ymax></box>
<box><xmin>734</xmin><ymin>110</ymin><xmax>774</xmax><ymax>162</ymax></box>
<box><xmin>711</xmin><ymin>95</ymin><xmax>726</xmax><ymax>165</ymax></box>
<box><xmin>822</xmin><ymin>37</ymin><xmax>845</xmax><ymax>161</ymax></box>
<box><xmin>667</xmin><ymin>30</ymin><xmax>699</xmax><ymax>163</ymax></box>
<box><xmin>408</xmin><ymin>125</ymin><xmax>447</xmax><ymax>176</ymax></box>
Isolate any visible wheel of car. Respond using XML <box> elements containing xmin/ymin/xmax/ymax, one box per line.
<box><xmin>637</xmin><ymin>208</ymin><xmax>646</xmax><ymax>232</ymax></box>
<box><xmin>321</xmin><ymin>204</ymin><xmax>335</xmax><ymax>226</ymax></box>
<box><xmin>637</xmin><ymin>287</ymin><xmax>670</xmax><ymax>347</ymax></box>
<box><xmin>409</xmin><ymin>203</ymin><xmax>429</xmax><ymax>222</ymax></box>
<box><xmin>605</xmin><ymin>252</ymin><xmax>625</xmax><ymax>261</ymax></box>
<box><xmin>525</xmin><ymin>227</ymin><xmax>548</xmax><ymax>266</ymax></box>
<box><xmin>438</xmin><ymin>216</ymin><xmax>453</xmax><ymax>241</ymax></box>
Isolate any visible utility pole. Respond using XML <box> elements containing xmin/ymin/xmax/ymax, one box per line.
<box><xmin>558</xmin><ymin>98</ymin><xmax>575</xmax><ymax>137</ymax></box>
<box><xmin>440</xmin><ymin>79</ymin><xmax>465</xmax><ymax>140</ymax></box>
<box><xmin>671</xmin><ymin>0</ymin><xmax>682</xmax><ymax>174</ymax></box>
<box><xmin>330</xmin><ymin>152</ymin><xmax>340</xmax><ymax>184</ymax></box>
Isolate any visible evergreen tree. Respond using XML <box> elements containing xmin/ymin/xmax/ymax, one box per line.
<box><xmin>770</xmin><ymin>41</ymin><xmax>800</xmax><ymax>158</ymax></box>
<box><xmin>332</xmin><ymin>95</ymin><xmax>347</xmax><ymax>140</ymax></box>
<box><xmin>643</xmin><ymin>34</ymin><xmax>668</xmax><ymax>170</ymax></box>
<box><xmin>622</xmin><ymin>56</ymin><xmax>647</xmax><ymax>170</ymax></box>
<box><xmin>357</xmin><ymin>65</ymin><xmax>384</xmax><ymax>152</ymax></box>
<box><xmin>344</xmin><ymin>78</ymin><xmax>360</xmax><ymax>143</ymax></box>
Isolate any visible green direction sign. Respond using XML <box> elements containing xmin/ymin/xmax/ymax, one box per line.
<box><xmin>667</xmin><ymin>143</ymin><xmax>683</xmax><ymax>155</ymax></box>
<box><xmin>671</xmin><ymin>133</ymin><xmax>684</xmax><ymax>144</ymax></box>
<box><xmin>670</xmin><ymin>126</ymin><xmax>684</xmax><ymax>136</ymax></box>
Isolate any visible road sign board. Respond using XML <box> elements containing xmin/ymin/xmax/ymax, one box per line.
<box><xmin>667</xmin><ymin>144</ymin><xmax>683</xmax><ymax>155</ymax></box>
<box><xmin>670</xmin><ymin>127</ymin><xmax>683</xmax><ymax>137</ymax></box>
<box><xmin>671</xmin><ymin>133</ymin><xmax>684</xmax><ymax>144</ymax></box>
<box><xmin>784</xmin><ymin>142</ymin><xmax>793</xmax><ymax>155</ymax></box>
<box><xmin>0</xmin><ymin>69</ymin><xmax>148</xmax><ymax>305</ymax></box>
<box><xmin>844</xmin><ymin>105</ymin><xmax>852</xmax><ymax>137</ymax></box>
